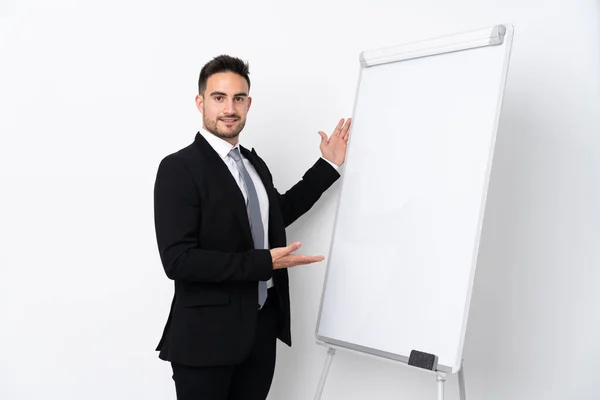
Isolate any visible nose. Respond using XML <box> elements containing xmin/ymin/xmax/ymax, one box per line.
<box><xmin>223</xmin><ymin>99</ymin><xmax>236</xmax><ymax>115</ymax></box>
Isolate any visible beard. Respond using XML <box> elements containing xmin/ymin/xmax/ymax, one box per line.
<box><xmin>203</xmin><ymin>113</ymin><xmax>246</xmax><ymax>140</ymax></box>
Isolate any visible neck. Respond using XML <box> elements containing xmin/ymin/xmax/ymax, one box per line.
<box><xmin>224</xmin><ymin>137</ymin><xmax>239</xmax><ymax>146</ymax></box>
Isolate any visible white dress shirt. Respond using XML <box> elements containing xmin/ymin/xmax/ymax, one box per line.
<box><xmin>198</xmin><ymin>128</ymin><xmax>340</xmax><ymax>288</ymax></box>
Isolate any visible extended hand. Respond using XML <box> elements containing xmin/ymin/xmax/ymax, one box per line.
<box><xmin>318</xmin><ymin>118</ymin><xmax>351</xmax><ymax>167</ymax></box>
<box><xmin>270</xmin><ymin>242</ymin><xmax>324</xmax><ymax>269</ymax></box>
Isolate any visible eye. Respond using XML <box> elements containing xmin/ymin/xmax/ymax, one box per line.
<box><xmin>235</xmin><ymin>97</ymin><xmax>245</xmax><ymax>102</ymax></box>
<box><xmin>214</xmin><ymin>96</ymin><xmax>223</xmax><ymax>101</ymax></box>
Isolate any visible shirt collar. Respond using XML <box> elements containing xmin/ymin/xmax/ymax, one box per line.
<box><xmin>198</xmin><ymin>127</ymin><xmax>240</xmax><ymax>160</ymax></box>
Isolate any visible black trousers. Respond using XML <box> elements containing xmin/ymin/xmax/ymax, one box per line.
<box><xmin>171</xmin><ymin>287</ymin><xmax>278</xmax><ymax>400</ymax></box>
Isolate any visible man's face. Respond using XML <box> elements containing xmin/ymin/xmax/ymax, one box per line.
<box><xmin>196</xmin><ymin>72</ymin><xmax>251</xmax><ymax>144</ymax></box>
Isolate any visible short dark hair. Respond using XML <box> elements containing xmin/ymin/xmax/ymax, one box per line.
<box><xmin>198</xmin><ymin>55</ymin><xmax>250</xmax><ymax>94</ymax></box>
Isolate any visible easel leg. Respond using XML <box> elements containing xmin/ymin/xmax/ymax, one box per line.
<box><xmin>458</xmin><ymin>361</ymin><xmax>466</xmax><ymax>400</ymax></box>
<box><xmin>436</xmin><ymin>371</ymin><xmax>446</xmax><ymax>400</ymax></box>
<box><xmin>314</xmin><ymin>347</ymin><xmax>336</xmax><ymax>400</ymax></box>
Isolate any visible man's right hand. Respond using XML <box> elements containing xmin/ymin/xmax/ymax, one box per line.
<box><xmin>270</xmin><ymin>242</ymin><xmax>324</xmax><ymax>269</ymax></box>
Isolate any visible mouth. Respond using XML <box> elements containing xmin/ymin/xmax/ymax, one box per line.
<box><xmin>219</xmin><ymin>118</ymin><xmax>238</xmax><ymax>124</ymax></box>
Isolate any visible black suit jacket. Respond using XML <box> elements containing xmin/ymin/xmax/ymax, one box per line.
<box><xmin>153</xmin><ymin>132</ymin><xmax>340</xmax><ymax>367</ymax></box>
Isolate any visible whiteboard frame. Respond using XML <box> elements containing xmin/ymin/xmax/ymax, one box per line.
<box><xmin>315</xmin><ymin>23</ymin><xmax>515</xmax><ymax>374</ymax></box>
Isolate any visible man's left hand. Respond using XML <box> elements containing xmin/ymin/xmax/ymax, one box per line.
<box><xmin>318</xmin><ymin>118</ymin><xmax>351</xmax><ymax>167</ymax></box>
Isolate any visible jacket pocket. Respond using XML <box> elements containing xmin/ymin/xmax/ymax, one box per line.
<box><xmin>180</xmin><ymin>290</ymin><xmax>230</xmax><ymax>307</ymax></box>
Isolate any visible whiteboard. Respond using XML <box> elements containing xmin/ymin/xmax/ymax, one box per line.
<box><xmin>315</xmin><ymin>24</ymin><xmax>514</xmax><ymax>374</ymax></box>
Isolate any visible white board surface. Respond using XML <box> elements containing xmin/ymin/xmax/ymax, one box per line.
<box><xmin>316</xmin><ymin>24</ymin><xmax>514</xmax><ymax>373</ymax></box>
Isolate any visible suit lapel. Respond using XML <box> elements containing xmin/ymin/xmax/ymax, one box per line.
<box><xmin>241</xmin><ymin>146</ymin><xmax>274</xmax><ymax>200</ymax></box>
<box><xmin>241</xmin><ymin>147</ymin><xmax>270</xmax><ymax>190</ymax></box>
<box><xmin>194</xmin><ymin>133</ymin><xmax>254</xmax><ymax>246</ymax></box>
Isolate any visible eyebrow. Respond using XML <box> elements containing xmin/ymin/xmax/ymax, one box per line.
<box><xmin>209</xmin><ymin>91</ymin><xmax>248</xmax><ymax>97</ymax></box>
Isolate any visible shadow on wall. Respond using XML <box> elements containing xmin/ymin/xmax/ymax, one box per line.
<box><xmin>461</xmin><ymin>66</ymin><xmax>530</xmax><ymax>390</ymax></box>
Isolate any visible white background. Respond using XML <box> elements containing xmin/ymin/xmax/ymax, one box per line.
<box><xmin>1</xmin><ymin>1</ymin><xmax>599</xmax><ymax>399</ymax></box>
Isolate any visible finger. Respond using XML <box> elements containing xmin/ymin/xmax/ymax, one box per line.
<box><xmin>333</xmin><ymin>118</ymin><xmax>344</xmax><ymax>137</ymax></box>
<box><xmin>341</xmin><ymin>118</ymin><xmax>351</xmax><ymax>140</ymax></box>
<box><xmin>288</xmin><ymin>254</ymin><xmax>325</xmax><ymax>264</ymax></box>
<box><xmin>285</xmin><ymin>242</ymin><xmax>301</xmax><ymax>255</ymax></box>
<box><xmin>318</xmin><ymin>131</ymin><xmax>328</xmax><ymax>144</ymax></box>
<box><xmin>277</xmin><ymin>254</ymin><xmax>324</xmax><ymax>269</ymax></box>
<box><xmin>273</xmin><ymin>242</ymin><xmax>301</xmax><ymax>259</ymax></box>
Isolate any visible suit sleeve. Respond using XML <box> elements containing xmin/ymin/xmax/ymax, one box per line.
<box><xmin>275</xmin><ymin>157</ymin><xmax>341</xmax><ymax>227</ymax></box>
<box><xmin>153</xmin><ymin>155</ymin><xmax>273</xmax><ymax>282</ymax></box>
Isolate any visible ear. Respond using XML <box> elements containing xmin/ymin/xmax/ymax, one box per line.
<box><xmin>195</xmin><ymin>94</ymin><xmax>204</xmax><ymax>113</ymax></box>
<box><xmin>247</xmin><ymin>96</ymin><xmax>252</xmax><ymax>112</ymax></box>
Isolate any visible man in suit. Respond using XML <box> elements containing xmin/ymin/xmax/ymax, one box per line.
<box><xmin>153</xmin><ymin>54</ymin><xmax>351</xmax><ymax>400</ymax></box>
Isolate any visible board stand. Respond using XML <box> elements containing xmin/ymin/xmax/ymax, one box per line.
<box><xmin>436</xmin><ymin>364</ymin><xmax>466</xmax><ymax>400</ymax></box>
<box><xmin>314</xmin><ymin>347</ymin><xmax>336</xmax><ymax>400</ymax></box>
<box><xmin>314</xmin><ymin>346</ymin><xmax>466</xmax><ymax>400</ymax></box>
